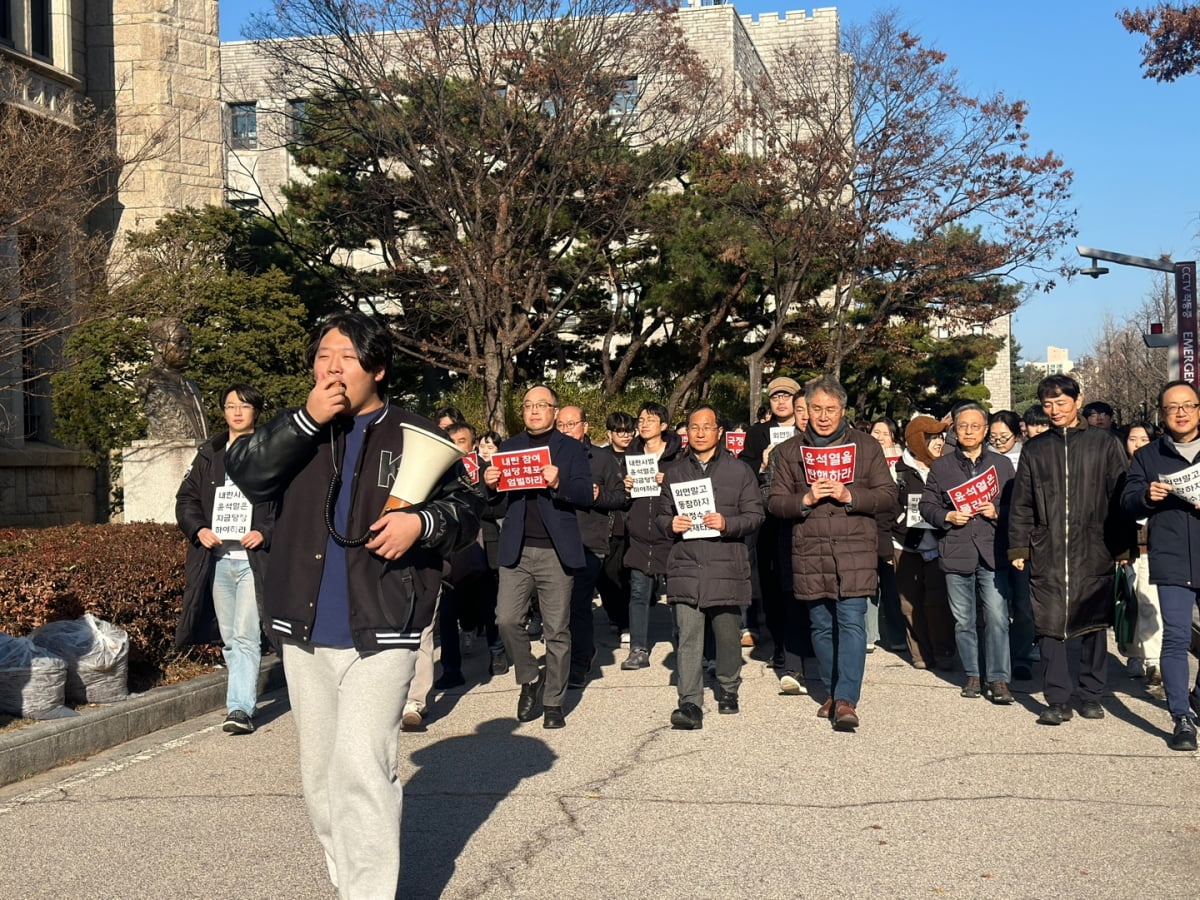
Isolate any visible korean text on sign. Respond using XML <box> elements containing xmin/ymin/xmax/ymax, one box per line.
<box><xmin>212</xmin><ymin>482</ymin><xmax>253</xmax><ymax>541</ymax></box>
<box><xmin>725</xmin><ymin>431</ymin><xmax>746</xmax><ymax>457</ymax></box>
<box><xmin>461</xmin><ymin>451</ymin><xmax>480</xmax><ymax>484</ymax></box>
<box><xmin>947</xmin><ymin>466</ymin><xmax>999</xmax><ymax>514</ymax></box>
<box><xmin>669</xmin><ymin>478</ymin><xmax>720</xmax><ymax>540</ymax></box>
<box><xmin>626</xmin><ymin>453</ymin><xmax>661</xmax><ymax>498</ymax></box>
<box><xmin>801</xmin><ymin>443</ymin><xmax>857</xmax><ymax>484</ymax></box>
<box><xmin>492</xmin><ymin>447</ymin><xmax>550</xmax><ymax>492</ymax></box>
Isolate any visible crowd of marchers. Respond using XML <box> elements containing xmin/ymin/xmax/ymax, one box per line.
<box><xmin>404</xmin><ymin>373</ymin><xmax>1200</xmax><ymax>751</ymax></box>
<box><xmin>170</xmin><ymin>311</ymin><xmax>1200</xmax><ymax>898</ymax></box>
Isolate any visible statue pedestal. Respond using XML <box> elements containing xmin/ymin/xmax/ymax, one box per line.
<box><xmin>121</xmin><ymin>440</ymin><xmax>201</xmax><ymax>524</ymax></box>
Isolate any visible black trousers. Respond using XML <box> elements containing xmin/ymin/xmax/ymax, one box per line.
<box><xmin>1040</xmin><ymin>630</ymin><xmax>1107</xmax><ymax>705</ymax></box>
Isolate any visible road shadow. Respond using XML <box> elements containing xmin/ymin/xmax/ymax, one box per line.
<box><xmin>399</xmin><ymin>717</ymin><xmax>557</xmax><ymax>898</ymax></box>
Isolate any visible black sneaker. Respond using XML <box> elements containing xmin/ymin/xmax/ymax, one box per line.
<box><xmin>222</xmin><ymin>710</ymin><xmax>254</xmax><ymax>734</ymax></box>
<box><xmin>1079</xmin><ymin>700</ymin><xmax>1105</xmax><ymax>720</ymax></box>
<box><xmin>1036</xmin><ymin>703</ymin><xmax>1073</xmax><ymax>726</ymax></box>
<box><xmin>961</xmin><ymin>676</ymin><xmax>982</xmax><ymax>699</ymax></box>
<box><xmin>1169</xmin><ymin>716</ymin><xmax>1197</xmax><ymax>751</ymax></box>
<box><xmin>670</xmin><ymin>702</ymin><xmax>703</xmax><ymax>730</ymax></box>
<box><xmin>1189</xmin><ymin>690</ymin><xmax>1200</xmax><ymax>719</ymax></box>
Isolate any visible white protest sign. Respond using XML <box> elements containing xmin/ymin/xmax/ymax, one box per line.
<box><xmin>212</xmin><ymin>482</ymin><xmax>253</xmax><ymax>540</ymax></box>
<box><xmin>626</xmin><ymin>453</ymin><xmax>661</xmax><ymax>498</ymax></box>
<box><xmin>904</xmin><ymin>493</ymin><xmax>935</xmax><ymax>529</ymax></box>
<box><xmin>1160</xmin><ymin>460</ymin><xmax>1200</xmax><ymax>505</ymax></box>
<box><xmin>769</xmin><ymin>426</ymin><xmax>794</xmax><ymax>446</ymax></box>
<box><xmin>670</xmin><ymin>478</ymin><xmax>720</xmax><ymax>539</ymax></box>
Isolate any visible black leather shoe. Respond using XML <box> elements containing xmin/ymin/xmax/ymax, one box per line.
<box><xmin>670</xmin><ymin>702</ymin><xmax>703</xmax><ymax>730</ymax></box>
<box><xmin>516</xmin><ymin>672</ymin><xmax>545</xmax><ymax>722</ymax></box>
<box><xmin>717</xmin><ymin>689</ymin><xmax>739</xmax><ymax>714</ymax></box>
<box><xmin>490</xmin><ymin>651</ymin><xmax>510</xmax><ymax>677</ymax></box>
<box><xmin>542</xmin><ymin>706</ymin><xmax>565</xmax><ymax>729</ymax></box>
<box><xmin>1080</xmin><ymin>700</ymin><xmax>1105</xmax><ymax>719</ymax></box>
<box><xmin>1037</xmin><ymin>702</ymin><xmax>1074</xmax><ymax>726</ymax></box>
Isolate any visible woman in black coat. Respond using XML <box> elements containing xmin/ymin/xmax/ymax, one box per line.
<box><xmin>175</xmin><ymin>384</ymin><xmax>275</xmax><ymax>735</ymax></box>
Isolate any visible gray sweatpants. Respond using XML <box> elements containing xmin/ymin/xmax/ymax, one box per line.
<box><xmin>283</xmin><ymin>641</ymin><xmax>417</xmax><ymax>900</ymax></box>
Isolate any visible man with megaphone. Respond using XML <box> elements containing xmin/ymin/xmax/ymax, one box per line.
<box><xmin>226</xmin><ymin>311</ymin><xmax>482</xmax><ymax>900</ymax></box>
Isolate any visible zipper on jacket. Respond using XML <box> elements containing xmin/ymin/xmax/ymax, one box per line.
<box><xmin>1061</xmin><ymin>429</ymin><xmax>1070</xmax><ymax>640</ymax></box>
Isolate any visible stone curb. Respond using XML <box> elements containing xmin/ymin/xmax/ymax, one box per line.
<box><xmin>0</xmin><ymin>658</ymin><xmax>285</xmax><ymax>788</ymax></box>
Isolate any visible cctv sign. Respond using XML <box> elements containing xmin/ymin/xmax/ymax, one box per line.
<box><xmin>1178</xmin><ymin>262</ymin><xmax>1197</xmax><ymax>388</ymax></box>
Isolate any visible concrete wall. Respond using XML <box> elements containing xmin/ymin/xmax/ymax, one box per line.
<box><xmin>0</xmin><ymin>447</ymin><xmax>98</xmax><ymax>527</ymax></box>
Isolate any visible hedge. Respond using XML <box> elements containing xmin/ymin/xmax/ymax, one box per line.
<box><xmin>0</xmin><ymin>523</ymin><xmax>220</xmax><ymax>691</ymax></box>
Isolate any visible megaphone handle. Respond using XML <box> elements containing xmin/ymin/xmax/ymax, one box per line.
<box><xmin>381</xmin><ymin>495</ymin><xmax>414</xmax><ymax>515</ymax></box>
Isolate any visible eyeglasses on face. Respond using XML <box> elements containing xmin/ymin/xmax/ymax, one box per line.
<box><xmin>522</xmin><ymin>401</ymin><xmax>556</xmax><ymax>411</ymax></box>
<box><xmin>636</xmin><ymin>416</ymin><xmax>661</xmax><ymax>426</ymax></box>
<box><xmin>989</xmin><ymin>432</ymin><xmax>1015</xmax><ymax>444</ymax></box>
<box><xmin>955</xmin><ymin>423</ymin><xmax>985</xmax><ymax>432</ymax></box>
<box><xmin>224</xmin><ymin>404</ymin><xmax>254</xmax><ymax>412</ymax></box>
<box><xmin>1162</xmin><ymin>402</ymin><xmax>1200</xmax><ymax>415</ymax></box>
<box><xmin>808</xmin><ymin>406</ymin><xmax>841</xmax><ymax>417</ymax></box>
<box><xmin>556</xmin><ymin>420</ymin><xmax>582</xmax><ymax>429</ymax></box>
<box><xmin>687</xmin><ymin>424</ymin><xmax>720</xmax><ymax>433</ymax></box>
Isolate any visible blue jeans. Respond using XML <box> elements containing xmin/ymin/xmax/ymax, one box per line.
<box><xmin>945</xmin><ymin>563</ymin><xmax>1011</xmax><ymax>682</ymax></box>
<box><xmin>1155</xmin><ymin>585</ymin><xmax>1200</xmax><ymax>719</ymax></box>
<box><xmin>212</xmin><ymin>556</ymin><xmax>261</xmax><ymax>716</ymax></box>
<box><xmin>808</xmin><ymin>597</ymin><xmax>868</xmax><ymax>705</ymax></box>
<box><xmin>628</xmin><ymin>569</ymin><xmax>661</xmax><ymax>652</ymax></box>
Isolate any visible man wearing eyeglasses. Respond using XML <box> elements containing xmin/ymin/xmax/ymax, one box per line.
<box><xmin>484</xmin><ymin>386</ymin><xmax>593</xmax><ymax>728</ymax></box>
<box><xmin>768</xmin><ymin>375</ymin><xmax>899</xmax><ymax>731</ymax></box>
<box><xmin>920</xmin><ymin>404</ymin><xmax>1016</xmax><ymax>704</ymax></box>
<box><xmin>555</xmin><ymin>406</ymin><xmax>627</xmax><ymax>689</ymax></box>
<box><xmin>1121</xmin><ymin>380</ymin><xmax>1200</xmax><ymax>750</ymax></box>
<box><xmin>659</xmin><ymin>406</ymin><xmax>764</xmax><ymax>729</ymax></box>
<box><xmin>1008</xmin><ymin>374</ymin><xmax>1131</xmax><ymax>727</ymax></box>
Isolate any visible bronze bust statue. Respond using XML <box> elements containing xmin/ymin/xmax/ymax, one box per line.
<box><xmin>138</xmin><ymin>317</ymin><xmax>209</xmax><ymax>442</ymax></box>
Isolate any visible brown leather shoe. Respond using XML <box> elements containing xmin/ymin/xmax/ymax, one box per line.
<box><xmin>817</xmin><ymin>698</ymin><xmax>834</xmax><ymax>718</ymax></box>
<box><xmin>833</xmin><ymin>700</ymin><xmax>859</xmax><ymax>730</ymax></box>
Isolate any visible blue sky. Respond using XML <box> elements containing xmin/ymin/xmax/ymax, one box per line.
<box><xmin>218</xmin><ymin>1</ymin><xmax>1200</xmax><ymax>363</ymax></box>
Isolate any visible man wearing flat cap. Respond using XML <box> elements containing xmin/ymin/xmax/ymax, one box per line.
<box><xmin>742</xmin><ymin>375</ymin><xmax>813</xmax><ymax>694</ymax></box>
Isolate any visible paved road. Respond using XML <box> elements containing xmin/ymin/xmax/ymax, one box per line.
<box><xmin>1</xmin><ymin>619</ymin><xmax>1197</xmax><ymax>900</ymax></box>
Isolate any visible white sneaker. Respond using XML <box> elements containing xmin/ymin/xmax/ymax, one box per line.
<box><xmin>402</xmin><ymin>700</ymin><xmax>424</xmax><ymax>729</ymax></box>
<box><xmin>620</xmin><ymin>631</ymin><xmax>631</xmax><ymax>646</ymax></box>
<box><xmin>779</xmin><ymin>671</ymin><xmax>808</xmax><ymax>695</ymax></box>
<box><xmin>1127</xmin><ymin>658</ymin><xmax>1145</xmax><ymax>677</ymax></box>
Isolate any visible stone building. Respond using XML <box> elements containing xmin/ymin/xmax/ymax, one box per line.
<box><xmin>0</xmin><ymin>0</ymin><xmax>224</xmax><ymax>525</ymax></box>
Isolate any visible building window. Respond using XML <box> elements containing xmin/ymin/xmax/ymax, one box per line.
<box><xmin>287</xmin><ymin>99</ymin><xmax>307</xmax><ymax>139</ymax></box>
<box><xmin>1</xmin><ymin>0</ymin><xmax>13</xmax><ymax>46</ymax></box>
<box><xmin>30</xmin><ymin>0</ymin><xmax>51</xmax><ymax>60</ymax></box>
<box><xmin>227</xmin><ymin>195</ymin><xmax>260</xmax><ymax>215</ymax></box>
<box><xmin>229</xmin><ymin>102</ymin><xmax>258</xmax><ymax>149</ymax></box>
<box><xmin>610</xmin><ymin>77</ymin><xmax>638</xmax><ymax>117</ymax></box>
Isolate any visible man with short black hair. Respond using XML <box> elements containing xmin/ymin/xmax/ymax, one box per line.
<box><xmin>1009</xmin><ymin>374</ymin><xmax>1130</xmax><ymax>726</ymax></box>
<box><xmin>1121</xmin><ymin>379</ymin><xmax>1200</xmax><ymax>750</ymax></box>
<box><xmin>226</xmin><ymin>311</ymin><xmax>482</xmax><ymax>897</ymax></box>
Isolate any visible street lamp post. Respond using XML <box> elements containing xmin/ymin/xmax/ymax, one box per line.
<box><xmin>1076</xmin><ymin>245</ymin><xmax>1197</xmax><ymax>387</ymax></box>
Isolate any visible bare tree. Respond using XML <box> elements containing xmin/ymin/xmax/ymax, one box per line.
<box><xmin>247</xmin><ymin>0</ymin><xmax>725</xmax><ymax>433</ymax></box>
<box><xmin>739</xmin><ymin>11</ymin><xmax>1078</xmax><ymax>391</ymax></box>
<box><xmin>1074</xmin><ymin>272</ymin><xmax>1177</xmax><ymax>423</ymax></box>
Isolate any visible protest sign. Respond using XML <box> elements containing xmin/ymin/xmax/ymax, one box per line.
<box><xmin>1160</xmin><ymin>460</ymin><xmax>1200</xmax><ymax>506</ymax></box>
<box><xmin>492</xmin><ymin>447</ymin><xmax>550</xmax><ymax>491</ymax></box>
<box><xmin>626</xmin><ymin>453</ymin><xmax>661</xmax><ymax>498</ymax></box>
<box><xmin>947</xmin><ymin>466</ymin><xmax>999</xmax><ymax>514</ymax></box>
<box><xmin>801</xmin><ymin>443</ymin><xmax>856</xmax><ymax>483</ymax></box>
<box><xmin>669</xmin><ymin>478</ymin><xmax>720</xmax><ymax>539</ymax></box>
<box><xmin>769</xmin><ymin>426</ymin><xmax>794</xmax><ymax>446</ymax></box>
<box><xmin>725</xmin><ymin>431</ymin><xmax>746</xmax><ymax>457</ymax></box>
<box><xmin>212</xmin><ymin>482</ymin><xmax>253</xmax><ymax>540</ymax></box>
<box><xmin>461</xmin><ymin>451</ymin><xmax>479</xmax><ymax>484</ymax></box>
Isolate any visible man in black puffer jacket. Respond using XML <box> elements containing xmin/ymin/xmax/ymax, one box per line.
<box><xmin>658</xmin><ymin>405</ymin><xmax>764</xmax><ymax>729</ymax></box>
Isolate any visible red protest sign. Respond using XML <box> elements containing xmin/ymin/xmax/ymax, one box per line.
<box><xmin>947</xmin><ymin>465</ymin><xmax>999</xmax><ymax>514</ymax></box>
<box><xmin>492</xmin><ymin>447</ymin><xmax>550</xmax><ymax>491</ymax></box>
<box><xmin>462</xmin><ymin>451</ymin><xmax>479</xmax><ymax>484</ymax></box>
<box><xmin>725</xmin><ymin>431</ymin><xmax>746</xmax><ymax>457</ymax></box>
<box><xmin>884</xmin><ymin>447</ymin><xmax>902</xmax><ymax>468</ymax></box>
<box><xmin>801</xmin><ymin>443</ymin><xmax>857</xmax><ymax>483</ymax></box>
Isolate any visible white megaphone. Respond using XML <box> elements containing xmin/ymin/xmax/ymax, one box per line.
<box><xmin>380</xmin><ymin>423</ymin><xmax>467</xmax><ymax>514</ymax></box>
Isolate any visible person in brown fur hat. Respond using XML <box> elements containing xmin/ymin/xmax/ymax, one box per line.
<box><xmin>891</xmin><ymin>417</ymin><xmax>956</xmax><ymax>669</ymax></box>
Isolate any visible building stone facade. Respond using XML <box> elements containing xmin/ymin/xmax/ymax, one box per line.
<box><xmin>1</xmin><ymin>0</ymin><xmax>224</xmax><ymax>525</ymax></box>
